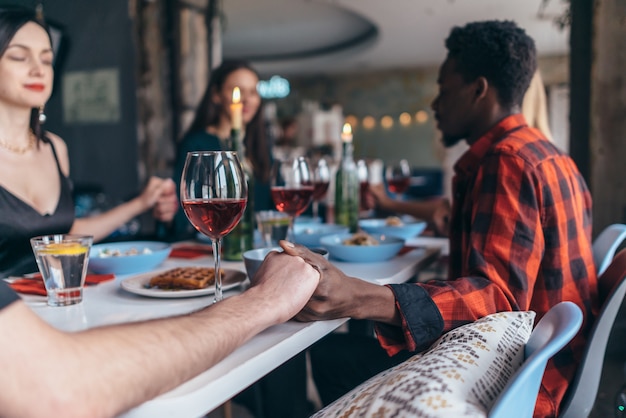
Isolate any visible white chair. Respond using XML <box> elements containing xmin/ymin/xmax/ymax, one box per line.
<box><xmin>559</xmin><ymin>249</ymin><xmax>626</xmax><ymax>417</ymax></box>
<box><xmin>593</xmin><ymin>223</ymin><xmax>626</xmax><ymax>275</ymax></box>
<box><xmin>492</xmin><ymin>249</ymin><xmax>626</xmax><ymax>418</ymax></box>
<box><xmin>488</xmin><ymin>302</ymin><xmax>583</xmax><ymax>418</ymax></box>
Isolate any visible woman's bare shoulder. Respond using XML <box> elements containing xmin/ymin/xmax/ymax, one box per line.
<box><xmin>43</xmin><ymin>132</ymin><xmax>70</xmax><ymax>175</ymax></box>
<box><xmin>44</xmin><ymin>131</ymin><xmax>66</xmax><ymax>148</ymax></box>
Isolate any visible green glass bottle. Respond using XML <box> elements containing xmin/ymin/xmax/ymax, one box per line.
<box><xmin>223</xmin><ymin>129</ymin><xmax>255</xmax><ymax>260</ymax></box>
<box><xmin>334</xmin><ymin>125</ymin><xmax>359</xmax><ymax>232</ymax></box>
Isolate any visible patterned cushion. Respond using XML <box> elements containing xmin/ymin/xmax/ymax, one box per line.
<box><xmin>312</xmin><ymin>311</ymin><xmax>535</xmax><ymax>418</ymax></box>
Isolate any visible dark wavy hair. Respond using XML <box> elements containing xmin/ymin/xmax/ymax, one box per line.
<box><xmin>184</xmin><ymin>59</ymin><xmax>271</xmax><ymax>182</ymax></box>
<box><xmin>445</xmin><ymin>20</ymin><xmax>537</xmax><ymax>108</ymax></box>
<box><xmin>0</xmin><ymin>7</ymin><xmax>52</xmax><ymax>144</ymax></box>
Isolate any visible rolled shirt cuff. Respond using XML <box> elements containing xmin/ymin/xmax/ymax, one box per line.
<box><xmin>375</xmin><ymin>283</ymin><xmax>444</xmax><ymax>355</ymax></box>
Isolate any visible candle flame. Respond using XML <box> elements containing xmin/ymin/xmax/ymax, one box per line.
<box><xmin>231</xmin><ymin>87</ymin><xmax>243</xmax><ymax>130</ymax></box>
<box><xmin>232</xmin><ymin>87</ymin><xmax>241</xmax><ymax>104</ymax></box>
<box><xmin>341</xmin><ymin>123</ymin><xmax>353</xmax><ymax>143</ymax></box>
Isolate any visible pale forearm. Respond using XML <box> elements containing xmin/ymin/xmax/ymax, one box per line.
<box><xmin>0</xmin><ymin>251</ymin><xmax>319</xmax><ymax>418</ymax></box>
<box><xmin>69</xmin><ymin>289</ymin><xmax>277</xmax><ymax>416</ymax></box>
<box><xmin>70</xmin><ymin>198</ymin><xmax>147</xmax><ymax>242</ymax></box>
<box><xmin>0</xmin><ymin>291</ymin><xmax>279</xmax><ymax>418</ymax></box>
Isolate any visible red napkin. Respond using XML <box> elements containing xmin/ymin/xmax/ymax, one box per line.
<box><xmin>169</xmin><ymin>244</ymin><xmax>213</xmax><ymax>259</ymax></box>
<box><xmin>9</xmin><ymin>273</ymin><xmax>115</xmax><ymax>296</ymax></box>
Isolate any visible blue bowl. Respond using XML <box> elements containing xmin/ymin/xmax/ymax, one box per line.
<box><xmin>358</xmin><ymin>218</ymin><xmax>427</xmax><ymax>240</ymax></box>
<box><xmin>243</xmin><ymin>246</ymin><xmax>329</xmax><ymax>281</ymax></box>
<box><xmin>89</xmin><ymin>241</ymin><xmax>171</xmax><ymax>275</ymax></box>
<box><xmin>295</xmin><ymin>216</ymin><xmax>322</xmax><ymax>225</ymax></box>
<box><xmin>293</xmin><ymin>224</ymin><xmax>349</xmax><ymax>247</ymax></box>
<box><xmin>319</xmin><ymin>233</ymin><xmax>405</xmax><ymax>263</ymax></box>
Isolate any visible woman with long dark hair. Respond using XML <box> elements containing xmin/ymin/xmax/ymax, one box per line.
<box><xmin>0</xmin><ymin>7</ymin><xmax>177</xmax><ymax>277</ymax></box>
<box><xmin>171</xmin><ymin>59</ymin><xmax>273</xmax><ymax>239</ymax></box>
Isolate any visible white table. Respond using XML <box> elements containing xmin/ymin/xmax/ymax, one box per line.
<box><xmin>405</xmin><ymin>236</ymin><xmax>449</xmax><ymax>256</ymax></box>
<box><xmin>25</xmin><ymin>247</ymin><xmax>439</xmax><ymax>418</ymax></box>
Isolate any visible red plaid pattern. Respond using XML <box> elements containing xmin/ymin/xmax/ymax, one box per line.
<box><xmin>379</xmin><ymin>115</ymin><xmax>598</xmax><ymax>418</ymax></box>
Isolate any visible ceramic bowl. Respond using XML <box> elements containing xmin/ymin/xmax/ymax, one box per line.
<box><xmin>294</xmin><ymin>216</ymin><xmax>322</xmax><ymax>225</ymax></box>
<box><xmin>293</xmin><ymin>223</ymin><xmax>349</xmax><ymax>247</ymax></box>
<box><xmin>358</xmin><ymin>218</ymin><xmax>427</xmax><ymax>240</ymax></box>
<box><xmin>243</xmin><ymin>246</ymin><xmax>329</xmax><ymax>281</ymax></box>
<box><xmin>319</xmin><ymin>233</ymin><xmax>405</xmax><ymax>263</ymax></box>
<box><xmin>88</xmin><ymin>241</ymin><xmax>171</xmax><ymax>275</ymax></box>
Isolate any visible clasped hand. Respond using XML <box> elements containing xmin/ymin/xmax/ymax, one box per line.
<box><xmin>277</xmin><ymin>241</ymin><xmax>362</xmax><ymax>322</ymax></box>
<box><xmin>139</xmin><ymin>177</ymin><xmax>178</xmax><ymax>222</ymax></box>
<box><xmin>254</xmin><ymin>242</ymin><xmax>399</xmax><ymax>325</ymax></box>
<box><xmin>247</xmin><ymin>248</ymin><xmax>321</xmax><ymax>323</ymax></box>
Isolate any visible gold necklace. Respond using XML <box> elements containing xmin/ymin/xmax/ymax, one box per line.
<box><xmin>0</xmin><ymin>131</ymin><xmax>37</xmax><ymax>155</ymax></box>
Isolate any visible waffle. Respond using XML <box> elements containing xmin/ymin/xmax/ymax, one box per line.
<box><xmin>148</xmin><ymin>267</ymin><xmax>221</xmax><ymax>290</ymax></box>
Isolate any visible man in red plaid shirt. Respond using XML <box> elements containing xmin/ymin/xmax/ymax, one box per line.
<box><xmin>283</xmin><ymin>20</ymin><xmax>598</xmax><ymax>418</ymax></box>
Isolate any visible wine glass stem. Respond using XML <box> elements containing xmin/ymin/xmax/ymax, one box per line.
<box><xmin>312</xmin><ymin>200</ymin><xmax>319</xmax><ymax>220</ymax></box>
<box><xmin>212</xmin><ymin>238</ymin><xmax>223</xmax><ymax>303</ymax></box>
<box><xmin>287</xmin><ymin>215</ymin><xmax>295</xmax><ymax>242</ymax></box>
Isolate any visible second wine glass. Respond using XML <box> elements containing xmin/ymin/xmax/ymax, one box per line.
<box><xmin>385</xmin><ymin>159</ymin><xmax>411</xmax><ymax>199</ymax></box>
<box><xmin>270</xmin><ymin>156</ymin><xmax>314</xmax><ymax>241</ymax></box>
<box><xmin>180</xmin><ymin>151</ymin><xmax>247</xmax><ymax>302</ymax></box>
<box><xmin>312</xmin><ymin>157</ymin><xmax>331</xmax><ymax>221</ymax></box>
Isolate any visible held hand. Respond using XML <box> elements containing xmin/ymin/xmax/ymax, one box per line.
<box><xmin>250</xmin><ymin>250</ymin><xmax>320</xmax><ymax>323</ymax></box>
<box><xmin>138</xmin><ymin>177</ymin><xmax>168</xmax><ymax>211</ymax></box>
<box><xmin>152</xmin><ymin>179</ymin><xmax>178</xmax><ymax>222</ymax></box>
<box><xmin>368</xmin><ymin>183</ymin><xmax>391</xmax><ymax>210</ymax></box>
<box><xmin>138</xmin><ymin>177</ymin><xmax>178</xmax><ymax>219</ymax></box>
<box><xmin>279</xmin><ymin>241</ymin><xmax>360</xmax><ymax>322</ymax></box>
<box><xmin>432</xmin><ymin>198</ymin><xmax>451</xmax><ymax>237</ymax></box>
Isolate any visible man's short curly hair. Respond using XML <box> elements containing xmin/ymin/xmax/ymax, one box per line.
<box><xmin>445</xmin><ymin>20</ymin><xmax>537</xmax><ymax>108</ymax></box>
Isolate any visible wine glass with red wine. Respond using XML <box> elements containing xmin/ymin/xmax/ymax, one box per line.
<box><xmin>180</xmin><ymin>151</ymin><xmax>247</xmax><ymax>302</ymax></box>
<box><xmin>385</xmin><ymin>159</ymin><xmax>411</xmax><ymax>199</ymax></box>
<box><xmin>312</xmin><ymin>157</ymin><xmax>331</xmax><ymax>221</ymax></box>
<box><xmin>271</xmin><ymin>156</ymin><xmax>314</xmax><ymax>241</ymax></box>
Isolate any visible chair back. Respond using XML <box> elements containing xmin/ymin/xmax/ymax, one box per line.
<box><xmin>559</xmin><ymin>248</ymin><xmax>626</xmax><ymax>418</ymax></box>
<box><xmin>489</xmin><ymin>302</ymin><xmax>583</xmax><ymax>418</ymax></box>
<box><xmin>593</xmin><ymin>223</ymin><xmax>626</xmax><ymax>275</ymax></box>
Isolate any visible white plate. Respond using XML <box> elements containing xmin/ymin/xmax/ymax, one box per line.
<box><xmin>120</xmin><ymin>268</ymin><xmax>247</xmax><ymax>299</ymax></box>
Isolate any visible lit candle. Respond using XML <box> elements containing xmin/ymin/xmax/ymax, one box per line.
<box><xmin>230</xmin><ymin>87</ymin><xmax>243</xmax><ymax>131</ymax></box>
<box><xmin>341</xmin><ymin>122</ymin><xmax>353</xmax><ymax>143</ymax></box>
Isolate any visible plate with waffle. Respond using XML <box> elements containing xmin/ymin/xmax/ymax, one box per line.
<box><xmin>120</xmin><ymin>267</ymin><xmax>247</xmax><ymax>298</ymax></box>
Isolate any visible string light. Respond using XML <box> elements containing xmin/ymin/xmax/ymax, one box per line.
<box><xmin>362</xmin><ymin>116</ymin><xmax>376</xmax><ymax>130</ymax></box>
<box><xmin>345</xmin><ymin>115</ymin><xmax>359</xmax><ymax>128</ymax></box>
<box><xmin>380</xmin><ymin>115</ymin><xmax>393</xmax><ymax>129</ymax></box>
<box><xmin>415</xmin><ymin>110</ymin><xmax>429</xmax><ymax>124</ymax></box>
<box><xmin>399</xmin><ymin>112</ymin><xmax>412</xmax><ymax>126</ymax></box>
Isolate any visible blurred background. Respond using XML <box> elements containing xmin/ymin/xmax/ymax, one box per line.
<box><xmin>0</xmin><ymin>0</ymin><xmax>622</xmax><ymax>240</ymax></box>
